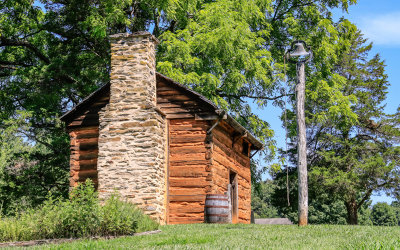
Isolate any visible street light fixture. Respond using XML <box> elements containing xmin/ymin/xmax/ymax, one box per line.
<box><xmin>286</xmin><ymin>40</ymin><xmax>312</xmax><ymax>226</ymax></box>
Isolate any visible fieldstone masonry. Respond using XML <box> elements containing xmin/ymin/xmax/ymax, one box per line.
<box><xmin>97</xmin><ymin>32</ymin><xmax>167</xmax><ymax>223</ymax></box>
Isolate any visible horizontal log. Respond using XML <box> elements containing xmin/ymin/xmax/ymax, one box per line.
<box><xmin>169</xmin><ymin>187</ymin><xmax>207</xmax><ymax>196</ymax></box>
<box><xmin>169</xmin><ymin>159</ymin><xmax>209</xmax><ymax>166</ymax></box>
<box><xmin>71</xmin><ymin>158</ymin><xmax>97</xmax><ymax>167</ymax></box>
<box><xmin>170</xmin><ymin>135</ymin><xmax>206</xmax><ymax>144</ymax></box>
<box><xmin>156</xmin><ymin>81</ymin><xmax>169</xmax><ymax>88</ymax></box>
<box><xmin>157</xmin><ymin>100</ymin><xmax>199</xmax><ymax>108</ymax></box>
<box><xmin>71</xmin><ymin>163</ymin><xmax>97</xmax><ymax>171</ymax></box>
<box><xmin>168</xmin><ymin>213</ymin><xmax>204</xmax><ymax>220</ymax></box>
<box><xmin>158</xmin><ymin>95</ymin><xmax>192</xmax><ymax>102</ymax></box>
<box><xmin>169</xmin><ymin>146</ymin><xmax>206</xmax><ymax>154</ymax></box>
<box><xmin>162</xmin><ymin>107</ymin><xmax>204</xmax><ymax>114</ymax></box>
<box><xmin>169</xmin><ymin>177</ymin><xmax>210</xmax><ymax>188</ymax></box>
<box><xmin>169</xmin><ymin>119</ymin><xmax>206</xmax><ymax>126</ymax></box>
<box><xmin>169</xmin><ymin>167</ymin><xmax>207</xmax><ymax>177</ymax></box>
<box><xmin>77</xmin><ymin>170</ymin><xmax>98</xmax><ymax>179</ymax></box>
<box><xmin>169</xmin><ymin>125</ymin><xmax>209</xmax><ymax>132</ymax></box>
<box><xmin>75</xmin><ymin>131</ymin><xmax>99</xmax><ymax>139</ymax></box>
<box><xmin>165</xmin><ymin>113</ymin><xmax>195</xmax><ymax>119</ymax></box>
<box><xmin>170</xmin><ymin>130</ymin><xmax>206</xmax><ymax>136</ymax></box>
<box><xmin>168</xmin><ymin>217</ymin><xmax>204</xmax><ymax>224</ymax></box>
<box><xmin>68</xmin><ymin>126</ymin><xmax>99</xmax><ymax>133</ymax></box>
<box><xmin>169</xmin><ymin>153</ymin><xmax>206</xmax><ymax>162</ymax></box>
<box><xmin>73</xmin><ymin>150</ymin><xmax>99</xmax><ymax>161</ymax></box>
<box><xmin>157</xmin><ymin>90</ymin><xmax>183</xmax><ymax>96</ymax></box>
<box><xmin>169</xmin><ymin>206</ymin><xmax>204</xmax><ymax>214</ymax></box>
<box><xmin>157</xmin><ymin>86</ymin><xmax>175</xmax><ymax>92</ymax></box>
<box><xmin>78</xmin><ymin>139</ymin><xmax>99</xmax><ymax>150</ymax></box>
<box><xmin>168</xmin><ymin>195</ymin><xmax>206</xmax><ymax>202</ymax></box>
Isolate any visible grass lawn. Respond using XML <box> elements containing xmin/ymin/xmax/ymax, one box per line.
<box><xmin>22</xmin><ymin>224</ymin><xmax>400</xmax><ymax>249</ymax></box>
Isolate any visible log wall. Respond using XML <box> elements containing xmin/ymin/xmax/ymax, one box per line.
<box><xmin>211</xmin><ymin>121</ymin><xmax>252</xmax><ymax>224</ymax></box>
<box><xmin>156</xmin><ymin>76</ymin><xmax>215</xmax><ymax>120</ymax></box>
<box><xmin>65</xmin><ymin>88</ymin><xmax>109</xmax><ymax>188</ymax></box>
<box><xmin>68</xmin><ymin>127</ymin><xmax>99</xmax><ymax>188</ymax></box>
<box><xmin>167</xmin><ymin>119</ymin><xmax>212</xmax><ymax>224</ymax></box>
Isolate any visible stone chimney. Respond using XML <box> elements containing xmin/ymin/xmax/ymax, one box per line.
<box><xmin>97</xmin><ymin>32</ymin><xmax>167</xmax><ymax>223</ymax></box>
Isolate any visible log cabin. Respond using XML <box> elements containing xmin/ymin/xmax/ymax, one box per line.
<box><xmin>60</xmin><ymin>32</ymin><xmax>263</xmax><ymax>225</ymax></box>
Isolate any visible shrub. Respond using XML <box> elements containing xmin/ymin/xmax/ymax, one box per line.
<box><xmin>0</xmin><ymin>180</ymin><xmax>159</xmax><ymax>242</ymax></box>
<box><xmin>372</xmin><ymin>202</ymin><xmax>398</xmax><ymax>226</ymax></box>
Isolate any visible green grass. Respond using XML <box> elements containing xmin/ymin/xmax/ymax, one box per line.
<box><xmin>21</xmin><ymin>224</ymin><xmax>400</xmax><ymax>249</ymax></box>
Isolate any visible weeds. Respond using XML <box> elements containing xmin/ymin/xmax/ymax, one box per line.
<box><xmin>0</xmin><ymin>180</ymin><xmax>158</xmax><ymax>242</ymax></box>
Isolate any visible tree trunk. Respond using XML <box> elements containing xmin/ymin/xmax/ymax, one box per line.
<box><xmin>296</xmin><ymin>62</ymin><xmax>308</xmax><ymax>226</ymax></box>
<box><xmin>345</xmin><ymin>199</ymin><xmax>358</xmax><ymax>225</ymax></box>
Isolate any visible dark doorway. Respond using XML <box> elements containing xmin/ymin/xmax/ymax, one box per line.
<box><xmin>229</xmin><ymin>171</ymin><xmax>238</xmax><ymax>223</ymax></box>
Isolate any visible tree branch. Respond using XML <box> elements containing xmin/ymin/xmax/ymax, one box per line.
<box><xmin>272</xmin><ymin>0</ymin><xmax>283</xmax><ymax>21</ymax></box>
<box><xmin>218</xmin><ymin>92</ymin><xmax>292</xmax><ymax>101</ymax></box>
<box><xmin>272</xmin><ymin>1</ymin><xmax>315</xmax><ymax>22</ymax></box>
<box><xmin>0</xmin><ymin>38</ymin><xmax>50</xmax><ymax>64</ymax></box>
<box><xmin>0</xmin><ymin>60</ymin><xmax>33</xmax><ymax>67</ymax></box>
<box><xmin>357</xmin><ymin>189</ymin><xmax>373</xmax><ymax>208</ymax></box>
<box><xmin>355</xmin><ymin>134</ymin><xmax>382</xmax><ymax>145</ymax></box>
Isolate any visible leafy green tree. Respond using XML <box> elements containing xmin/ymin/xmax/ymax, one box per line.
<box><xmin>0</xmin><ymin>111</ymin><xmax>68</xmax><ymax>215</ymax></box>
<box><xmin>0</xmin><ymin>0</ymin><xmax>362</xmax><ymax>211</ymax></box>
<box><xmin>295</xmin><ymin>28</ymin><xmax>400</xmax><ymax>224</ymax></box>
<box><xmin>358</xmin><ymin>201</ymin><xmax>373</xmax><ymax>226</ymax></box>
<box><xmin>391</xmin><ymin>201</ymin><xmax>400</xmax><ymax>226</ymax></box>
<box><xmin>251</xmin><ymin>180</ymin><xmax>280</xmax><ymax>218</ymax></box>
<box><xmin>271</xmin><ymin>169</ymin><xmax>348</xmax><ymax>224</ymax></box>
<box><xmin>372</xmin><ymin>202</ymin><xmax>398</xmax><ymax>226</ymax></box>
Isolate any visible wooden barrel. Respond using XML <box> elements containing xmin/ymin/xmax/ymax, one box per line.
<box><xmin>205</xmin><ymin>194</ymin><xmax>229</xmax><ymax>223</ymax></box>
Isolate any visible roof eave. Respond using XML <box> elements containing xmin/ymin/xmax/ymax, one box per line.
<box><xmin>224</xmin><ymin>115</ymin><xmax>264</xmax><ymax>150</ymax></box>
<box><xmin>59</xmin><ymin>73</ymin><xmax>264</xmax><ymax>150</ymax></box>
<box><xmin>60</xmin><ymin>83</ymin><xmax>110</xmax><ymax>122</ymax></box>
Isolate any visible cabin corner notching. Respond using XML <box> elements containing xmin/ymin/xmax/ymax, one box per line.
<box><xmin>60</xmin><ymin>32</ymin><xmax>263</xmax><ymax>225</ymax></box>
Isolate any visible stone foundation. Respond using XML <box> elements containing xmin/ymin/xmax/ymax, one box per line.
<box><xmin>97</xmin><ymin>32</ymin><xmax>166</xmax><ymax>223</ymax></box>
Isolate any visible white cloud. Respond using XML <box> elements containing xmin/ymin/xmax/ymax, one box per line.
<box><xmin>359</xmin><ymin>12</ymin><xmax>400</xmax><ymax>46</ymax></box>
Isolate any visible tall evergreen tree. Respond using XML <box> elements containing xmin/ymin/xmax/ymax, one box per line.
<box><xmin>298</xmin><ymin>29</ymin><xmax>400</xmax><ymax>225</ymax></box>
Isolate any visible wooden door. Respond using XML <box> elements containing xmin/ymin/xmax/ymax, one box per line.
<box><xmin>229</xmin><ymin>171</ymin><xmax>238</xmax><ymax>223</ymax></box>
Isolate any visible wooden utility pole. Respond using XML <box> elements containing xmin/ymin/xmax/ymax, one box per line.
<box><xmin>286</xmin><ymin>40</ymin><xmax>311</xmax><ymax>226</ymax></box>
<box><xmin>296</xmin><ymin>62</ymin><xmax>308</xmax><ymax>226</ymax></box>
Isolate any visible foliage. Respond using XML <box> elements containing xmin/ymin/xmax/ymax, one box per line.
<box><xmin>156</xmin><ymin>0</ymin><xmax>361</xmax><ymax>166</ymax></box>
<box><xmin>0</xmin><ymin>0</ymin><xmax>362</xmax><ymax>205</ymax></box>
<box><xmin>251</xmin><ymin>180</ymin><xmax>279</xmax><ymax>218</ymax></box>
<box><xmin>271</xmin><ymin>169</ymin><xmax>351</xmax><ymax>224</ymax></box>
<box><xmin>0</xmin><ymin>111</ymin><xmax>69</xmax><ymax>215</ymax></box>
<box><xmin>358</xmin><ymin>201</ymin><xmax>373</xmax><ymax>226</ymax></box>
<box><xmin>391</xmin><ymin>201</ymin><xmax>400</xmax><ymax>226</ymax></box>
<box><xmin>36</xmin><ymin>224</ymin><xmax>400</xmax><ymax>249</ymax></box>
<box><xmin>371</xmin><ymin>202</ymin><xmax>398</xmax><ymax>227</ymax></box>
<box><xmin>282</xmin><ymin>28</ymin><xmax>400</xmax><ymax>224</ymax></box>
<box><xmin>0</xmin><ymin>180</ymin><xmax>158</xmax><ymax>242</ymax></box>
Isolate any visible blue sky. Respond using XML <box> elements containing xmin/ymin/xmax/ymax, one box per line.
<box><xmin>255</xmin><ymin>0</ymin><xmax>400</xmax><ymax>205</ymax></box>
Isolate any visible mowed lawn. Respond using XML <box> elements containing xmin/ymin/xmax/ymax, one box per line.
<box><xmin>26</xmin><ymin>224</ymin><xmax>400</xmax><ymax>249</ymax></box>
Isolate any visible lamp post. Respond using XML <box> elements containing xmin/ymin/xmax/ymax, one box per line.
<box><xmin>286</xmin><ymin>40</ymin><xmax>312</xmax><ymax>226</ymax></box>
